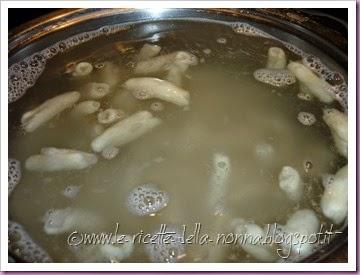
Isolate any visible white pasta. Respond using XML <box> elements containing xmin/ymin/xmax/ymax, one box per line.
<box><xmin>207</xmin><ymin>153</ymin><xmax>231</xmax><ymax>213</ymax></box>
<box><xmin>138</xmin><ymin>43</ymin><xmax>162</xmax><ymax>61</ymax></box>
<box><xmin>231</xmin><ymin>218</ymin><xmax>276</xmax><ymax>262</ymax></box>
<box><xmin>320</xmin><ymin>165</ymin><xmax>347</xmax><ymax>224</ymax></box>
<box><xmin>43</xmin><ymin>207</ymin><xmax>103</xmax><ymax>235</ymax></box>
<box><xmin>278</xmin><ymin>166</ymin><xmax>304</xmax><ymax>202</ymax></box>
<box><xmin>71</xmin><ymin>100</ymin><xmax>100</xmax><ymax>117</ymax></box>
<box><xmin>123</xmin><ymin>77</ymin><xmax>190</xmax><ymax>106</ymax></box>
<box><xmin>287</xmin><ymin>61</ymin><xmax>334</xmax><ymax>103</ymax></box>
<box><xmin>91</xmin><ymin>110</ymin><xmax>162</xmax><ymax>153</ymax></box>
<box><xmin>266</xmin><ymin>47</ymin><xmax>287</xmax><ymax>69</ymax></box>
<box><xmin>274</xmin><ymin>209</ymin><xmax>319</xmax><ymax>260</ymax></box>
<box><xmin>98</xmin><ymin>61</ymin><xmax>121</xmax><ymax>87</ymax></box>
<box><xmin>25</xmin><ymin>147</ymin><xmax>97</xmax><ymax>172</ymax></box>
<box><xmin>21</xmin><ymin>91</ymin><xmax>80</xmax><ymax>132</ymax></box>
<box><xmin>322</xmin><ymin>108</ymin><xmax>348</xmax><ymax>158</ymax></box>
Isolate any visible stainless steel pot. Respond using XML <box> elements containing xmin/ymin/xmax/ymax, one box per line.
<box><xmin>8</xmin><ymin>8</ymin><xmax>348</xmax><ymax>263</ymax></box>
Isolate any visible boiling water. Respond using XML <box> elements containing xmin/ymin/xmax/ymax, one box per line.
<box><xmin>8</xmin><ymin>20</ymin><xmax>347</xmax><ymax>263</ymax></box>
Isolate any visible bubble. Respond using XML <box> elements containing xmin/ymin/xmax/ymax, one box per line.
<box><xmin>8</xmin><ymin>220</ymin><xmax>52</xmax><ymax>263</ymax></box>
<box><xmin>72</xmin><ymin>62</ymin><xmax>93</xmax><ymax>77</ymax></box>
<box><xmin>94</xmin><ymin>61</ymin><xmax>106</xmax><ymax>69</ymax></box>
<box><xmin>297</xmin><ymin>112</ymin><xmax>316</xmax><ymax>126</ymax></box>
<box><xmin>231</xmin><ymin>22</ymin><xmax>271</xmax><ymax>38</ymax></box>
<box><xmin>62</xmin><ymin>185</ymin><xmax>81</xmax><ymax>199</ymax></box>
<box><xmin>303</xmin><ymin>160</ymin><xmax>313</xmax><ymax>172</ymax></box>
<box><xmin>145</xmin><ymin>225</ymin><xmax>186</xmax><ymax>263</ymax></box>
<box><xmin>150</xmin><ymin>101</ymin><xmax>164</xmax><ymax>112</ymax></box>
<box><xmin>8</xmin><ymin>158</ymin><xmax>21</xmax><ymax>196</ymax></box>
<box><xmin>126</xmin><ymin>184</ymin><xmax>169</xmax><ymax>216</ymax></box>
<box><xmin>216</xmin><ymin>37</ymin><xmax>227</xmax><ymax>44</ymax></box>
<box><xmin>88</xmin><ymin>82</ymin><xmax>111</xmax><ymax>99</ymax></box>
<box><xmin>253</xmin><ymin>68</ymin><xmax>296</xmax><ymax>87</ymax></box>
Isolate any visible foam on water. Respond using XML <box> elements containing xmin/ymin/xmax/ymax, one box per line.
<box><xmin>253</xmin><ymin>68</ymin><xmax>296</xmax><ymax>87</ymax></box>
<box><xmin>8</xmin><ymin>158</ymin><xmax>21</xmax><ymax>196</ymax></box>
<box><xmin>297</xmin><ymin>112</ymin><xmax>316</xmax><ymax>126</ymax></box>
<box><xmin>8</xmin><ymin>220</ymin><xmax>52</xmax><ymax>263</ymax></box>
<box><xmin>9</xmin><ymin>24</ymin><xmax>130</xmax><ymax>103</ymax></box>
<box><xmin>126</xmin><ymin>184</ymin><xmax>169</xmax><ymax>216</ymax></box>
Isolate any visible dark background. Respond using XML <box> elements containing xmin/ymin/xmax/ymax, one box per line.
<box><xmin>8</xmin><ymin>8</ymin><xmax>348</xmax><ymax>30</ymax></box>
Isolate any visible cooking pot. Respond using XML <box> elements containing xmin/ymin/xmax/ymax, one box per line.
<box><xmin>8</xmin><ymin>8</ymin><xmax>348</xmax><ymax>263</ymax></box>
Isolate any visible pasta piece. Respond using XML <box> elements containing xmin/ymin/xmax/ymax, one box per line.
<box><xmin>278</xmin><ymin>166</ymin><xmax>304</xmax><ymax>202</ymax></box>
<box><xmin>134</xmin><ymin>51</ymin><xmax>198</xmax><ymax>75</ymax></box>
<box><xmin>320</xmin><ymin>165</ymin><xmax>347</xmax><ymax>224</ymax></box>
<box><xmin>71</xmin><ymin>100</ymin><xmax>100</xmax><ymax>117</ymax></box>
<box><xmin>322</xmin><ymin>108</ymin><xmax>348</xmax><ymax>158</ymax></box>
<box><xmin>287</xmin><ymin>61</ymin><xmax>334</xmax><ymax>103</ymax></box>
<box><xmin>138</xmin><ymin>43</ymin><xmax>162</xmax><ymax>61</ymax></box>
<box><xmin>21</xmin><ymin>91</ymin><xmax>80</xmax><ymax>132</ymax></box>
<box><xmin>123</xmin><ymin>77</ymin><xmax>190</xmax><ymax>106</ymax></box>
<box><xmin>272</xmin><ymin>209</ymin><xmax>319</xmax><ymax>260</ymax></box>
<box><xmin>43</xmin><ymin>207</ymin><xmax>103</xmax><ymax>235</ymax></box>
<box><xmin>266</xmin><ymin>47</ymin><xmax>287</xmax><ymax>69</ymax></box>
<box><xmin>25</xmin><ymin>147</ymin><xmax>97</xmax><ymax>172</ymax></box>
<box><xmin>231</xmin><ymin>219</ymin><xmax>276</xmax><ymax>262</ymax></box>
<box><xmin>91</xmin><ymin>110</ymin><xmax>162</xmax><ymax>153</ymax></box>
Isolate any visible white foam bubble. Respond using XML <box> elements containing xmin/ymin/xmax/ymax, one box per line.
<box><xmin>253</xmin><ymin>68</ymin><xmax>296</xmax><ymax>87</ymax></box>
<box><xmin>126</xmin><ymin>184</ymin><xmax>169</xmax><ymax>216</ymax></box>
<box><xmin>9</xmin><ymin>24</ymin><xmax>130</xmax><ymax>103</ymax></box>
<box><xmin>231</xmin><ymin>22</ymin><xmax>271</xmax><ymax>39</ymax></box>
<box><xmin>8</xmin><ymin>158</ymin><xmax>21</xmax><ymax>196</ymax></box>
<box><xmin>145</xmin><ymin>225</ymin><xmax>186</xmax><ymax>263</ymax></box>
<box><xmin>9</xmin><ymin>220</ymin><xmax>52</xmax><ymax>263</ymax></box>
<box><xmin>297</xmin><ymin>112</ymin><xmax>316</xmax><ymax>126</ymax></box>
